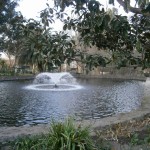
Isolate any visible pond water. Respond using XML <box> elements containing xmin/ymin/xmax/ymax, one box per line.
<box><xmin>0</xmin><ymin>78</ymin><xmax>144</xmax><ymax>127</ymax></box>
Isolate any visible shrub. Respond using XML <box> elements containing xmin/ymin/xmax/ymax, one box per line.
<box><xmin>14</xmin><ymin>118</ymin><xmax>96</xmax><ymax>150</ymax></box>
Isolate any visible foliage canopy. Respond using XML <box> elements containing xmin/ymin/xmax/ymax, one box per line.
<box><xmin>0</xmin><ymin>0</ymin><xmax>150</xmax><ymax>71</ymax></box>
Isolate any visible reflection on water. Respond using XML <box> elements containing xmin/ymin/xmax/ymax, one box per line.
<box><xmin>0</xmin><ymin>79</ymin><xmax>144</xmax><ymax>127</ymax></box>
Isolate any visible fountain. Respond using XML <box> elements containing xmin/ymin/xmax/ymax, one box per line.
<box><xmin>0</xmin><ymin>72</ymin><xmax>145</xmax><ymax>127</ymax></box>
<box><xmin>25</xmin><ymin>72</ymin><xmax>83</xmax><ymax>91</ymax></box>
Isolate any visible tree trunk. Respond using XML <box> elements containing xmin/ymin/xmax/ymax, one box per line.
<box><xmin>37</xmin><ymin>63</ymin><xmax>44</xmax><ymax>72</ymax></box>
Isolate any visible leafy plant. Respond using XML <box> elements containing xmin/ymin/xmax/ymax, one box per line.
<box><xmin>130</xmin><ymin>130</ymin><xmax>150</xmax><ymax>146</ymax></box>
<box><xmin>14</xmin><ymin>135</ymin><xmax>48</xmax><ymax>150</ymax></box>
<box><xmin>48</xmin><ymin>118</ymin><xmax>96</xmax><ymax>150</ymax></box>
<box><xmin>14</xmin><ymin>118</ymin><xmax>96</xmax><ymax>150</ymax></box>
<box><xmin>130</xmin><ymin>133</ymin><xmax>140</xmax><ymax>145</ymax></box>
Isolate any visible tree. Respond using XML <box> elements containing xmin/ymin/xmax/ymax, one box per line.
<box><xmin>0</xmin><ymin>0</ymin><xmax>24</xmax><ymax>67</ymax></box>
<box><xmin>115</xmin><ymin>0</ymin><xmax>150</xmax><ymax>15</ymax></box>
<box><xmin>0</xmin><ymin>0</ymin><xmax>19</xmax><ymax>33</ymax></box>
<box><xmin>54</xmin><ymin>0</ymin><xmax>150</xmax><ymax>15</ymax></box>
<box><xmin>18</xmin><ymin>18</ymin><xmax>76</xmax><ymax>72</ymax></box>
<box><xmin>62</xmin><ymin>3</ymin><xmax>137</xmax><ymax>67</ymax></box>
<box><xmin>53</xmin><ymin>0</ymin><xmax>150</xmax><ymax>69</ymax></box>
<box><xmin>131</xmin><ymin>14</ymin><xmax>150</xmax><ymax>69</ymax></box>
<box><xmin>0</xmin><ymin>2</ymin><xmax>79</xmax><ymax>72</ymax></box>
<box><xmin>0</xmin><ymin>12</ymin><xmax>25</xmax><ymax>66</ymax></box>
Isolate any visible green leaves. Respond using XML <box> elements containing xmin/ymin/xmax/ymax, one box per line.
<box><xmin>49</xmin><ymin>8</ymin><xmax>54</xmax><ymax>14</ymax></box>
<box><xmin>18</xmin><ymin>18</ymin><xmax>76</xmax><ymax>72</ymax></box>
<box><xmin>85</xmin><ymin>54</ymin><xmax>108</xmax><ymax>70</ymax></box>
<box><xmin>142</xmin><ymin>3</ymin><xmax>150</xmax><ymax>13</ymax></box>
<box><xmin>14</xmin><ymin>118</ymin><xmax>96</xmax><ymax>150</ymax></box>
<box><xmin>131</xmin><ymin>14</ymin><xmax>150</xmax><ymax>69</ymax></box>
<box><xmin>2</xmin><ymin>0</ymin><xmax>149</xmax><ymax>72</ymax></box>
<box><xmin>136</xmin><ymin>40</ymin><xmax>142</xmax><ymax>52</ymax></box>
<box><xmin>109</xmin><ymin>0</ymin><xmax>114</xmax><ymax>5</ymax></box>
<box><xmin>66</xmin><ymin>6</ymin><xmax>141</xmax><ymax>68</ymax></box>
<box><xmin>47</xmin><ymin>118</ymin><xmax>95</xmax><ymax>150</ymax></box>
<box><xmin>88</xmin><ymin>0</ymin><xmax>100</xmax><ymax>12</ymax></box>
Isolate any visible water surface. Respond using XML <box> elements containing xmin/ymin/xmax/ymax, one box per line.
<box><xmin>0</xmin><ymin>78</ymin><xmax>144</xmax><ymax>127</ymax></box>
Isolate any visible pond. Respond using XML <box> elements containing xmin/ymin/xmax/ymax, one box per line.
<box><xmin>0</xmin><ymin>75</ymin><xmax>144</xmax><ymax>127</ymax></box>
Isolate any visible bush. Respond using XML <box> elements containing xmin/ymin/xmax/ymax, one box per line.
<box><xmin>14</xmin><ymin>118</ymin><xmax>96</xmax><ymax>150</ymax></box>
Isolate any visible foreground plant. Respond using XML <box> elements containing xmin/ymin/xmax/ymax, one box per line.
<box><xmin>14</xmin><ymin>118</ymin><xmax>96</xmax><ymax>150</ymax></box>
<box><xmin>49</xmin><ymin>118</ymin><xmax>96</xmax><ymax>150</ymax></box>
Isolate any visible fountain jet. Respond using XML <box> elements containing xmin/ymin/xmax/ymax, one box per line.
<box><xmin>25</xmin><ymin>72</ymin><xmax>83</xmax><ymax>91</ymax></box>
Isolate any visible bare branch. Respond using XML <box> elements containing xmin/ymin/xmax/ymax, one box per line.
<box><xmin>116</xmin><ymin>0</ymin><xmax>150</xmax><ymax>16</ymax></box>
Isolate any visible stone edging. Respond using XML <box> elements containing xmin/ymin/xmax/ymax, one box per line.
<box><xmin>0</xmin><ymin>75</ymin><xmax>34</xmax><ymax>81</ymax></box>
<box><xmin>74</xmin><ymin>74</ymin><xmax>146</xmax><ymax>81</ymax></box>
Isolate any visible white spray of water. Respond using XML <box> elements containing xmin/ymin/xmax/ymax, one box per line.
<box><xmin>34</xmin><ymin>72</ymin><xmax>76</xmax><ymax>84</ymax></box>
<box><xmin>25</xmin><ymin>72</ymin><xmax>83</xmax><ymax>91</ymax></box>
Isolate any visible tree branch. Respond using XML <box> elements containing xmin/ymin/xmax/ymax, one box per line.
<box><xmin>116</xmin><ymin>0</ymin><xmax>150</xmax><ymax>16</ymax></box>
